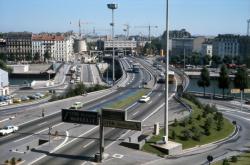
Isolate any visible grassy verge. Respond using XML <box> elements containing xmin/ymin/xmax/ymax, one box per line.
<box><xmin>213</xmin><ymin>152</ymin><xmax>250</xmax><ymax>165</ymax></box>
<box><xmin>106</xmin><ymin>89</ymin><xmax>149</xmax><ymax>109</ymax></box>
<box><xmin>142</xmin><ymin>95</ymin><xmax>235</xmax><ymax>156</ymax></box>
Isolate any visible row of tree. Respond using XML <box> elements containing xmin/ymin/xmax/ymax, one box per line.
<box><xmin>0</xmin><ymin>51</ymin><xmax>51</xmax><ymax>63</ymax></box>
<box><xmin>197</xmin><ymin>65</ymin><xmax>249</xmax><ymax>98</ymax></box>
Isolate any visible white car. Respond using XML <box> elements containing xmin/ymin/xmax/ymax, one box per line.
<box><xmin>0</xmin><ymin>125</ymin><xmax>19</xmax><ymax>136</ymax></box>
<box><xmin>139</xmin><ymin>95</ymin><xmax>150</xmax><ymax>103</ymax></box>
<box><xmin>0</xmin><ymin>101</ymin><xmax>8</xmax><ymax>106</ymax></box>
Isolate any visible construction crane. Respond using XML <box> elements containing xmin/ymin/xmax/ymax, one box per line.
<box><xmin>123</xmin><ymin>24</ymin><xmax>130</xmax><ymax>40</ymax></box>
<box><xmin>135</xmin><ymin>25</ymin><xmax>158</xmax><ymax>42</ymax></box>
<box><xmin>70</xmin><ymin>19</ymin><xmax>91</xmax><ymax>38</ymax></box>
<box><xmin>247</xmin><ymin>19</ymin><xmax>250</xmax><ymax>36</ymax></box>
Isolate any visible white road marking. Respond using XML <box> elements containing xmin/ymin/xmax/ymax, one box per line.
<box><xmin>14</xmin><ymin>135</ymin><xmax>32</xmax><ymax>143</ymax></box>
<box><xmin>83</xmin><ymin>140</ymin><xmax>95</xmax><ymax>148</ymax></box>
<box><xmin>125</xmin><ymin>102</ymin><xmax>138</xmax><ymax>111</ymax></box>
<box><xmin>0</xmin><ymin>118</ymin><xmax>9</xmax><ymax>123</ymax></box>
<box><xmin>133</xmin><ymin>111</ymin><xmax>139</xmax><ymax>116</ymax></box>
<box><xmin>38</xmin><ymin>122</ymin><xmax>47</xmax><ymax>126</ymax></box>
<box><xmin>148</xmin><ymin>101</ymin><xmax>152</xmax><ymax>105</ymax></box>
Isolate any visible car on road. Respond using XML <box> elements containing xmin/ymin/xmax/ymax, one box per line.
<box><xmin>70</xmin><ymin>79</ymin><xmax>75</xmax><ymax>84</ymax></box>
<box><xmin>35</xmin><ymin>93</ymin><xmax>45</xmax><ymax>98</ymax></box>
<box><xmin>0</xmin><ymin>101</ymin><xmax>8</xmax><ymax>106</ymax></box>
<box><xmin>0</xmin><ymin>125</ymin><xmax>19</xmax><ymax>136</ymax></box>
<box><xmin>139</xmin><ymin>95</ymin><xmax>150</xmax><ymax>103</ymax></box>
<box><xmin>13</xmin><ymin>97</ymin><xmax>22</xmax><ymax>103</ymax></box>
<box><xmin>28</xmin><ymin>95</ymin><xmax>40</xmax><ymax>100</ymax></box>
<box><xmin>20</xmin><ymin>96</ymin><xmax>30</xmax><ymax>101</ymax></box>
<box><xmin>69</xmin><ymin>102</ymin><xmax>84</xmax><ymax>110</ymax></box>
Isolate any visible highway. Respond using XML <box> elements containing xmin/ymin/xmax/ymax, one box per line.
<box><xmin>32</xmin><ymin>58</ymin><xmax>178</xmax><ymax>165</ymax></box>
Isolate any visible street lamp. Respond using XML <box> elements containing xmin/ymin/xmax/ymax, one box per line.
<box><xmin>163</xmin><ymin>0</ymin><xmax>169</xmax><ymax>144</ymax></box>
<box><xmin>107</xmin><ymin>3</ymin><xmax>118</xmax><ymax>86</ymax></box>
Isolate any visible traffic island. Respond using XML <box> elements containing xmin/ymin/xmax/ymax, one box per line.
<box><xmin>142</xmin><ymin>93</ymin><xmax>235</xmax><ymax>156</ymax></box>
<box><xmin>152</xmin><ymin>141</ymin><xmax>182</xmax><ymax>155</ymax></box>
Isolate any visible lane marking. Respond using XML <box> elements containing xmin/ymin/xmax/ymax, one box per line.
<box><xmin>133</xmin><ymin>111</ymin><xmax>139</xmax><ymax>116</ymax></box>
<box><xmin>83</xmin><ymin>140</ymin><xmax>95</xmax><ymax>148</ymax></box>
<box><xmin>148</xmin><ymin>101</ymin><xmax>152</xmax><ymax>105</ymax></box>
<box><xmin>0</xmin><ymin>118</ymin><xmax>9</xmax><ymax>123</ymax></box>
<box><xmin>38</xmin><ymin>122</ymin><xmax>47</xmax><ymax>126</ymax></box>
<box><xmin>14</xmin><ymin>135</ymin><xmax>32</xmax><ymax>143</ymax></box>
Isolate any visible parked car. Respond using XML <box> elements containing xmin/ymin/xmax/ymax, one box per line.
<box><xmin>0</xmin><ymin>101</ymin><xmax>8</xmax><ymax>106</ymax></box>
<box><xmin>139</xmin><ymin>95</ymin><xmax>150</xmax><ymax>103</ymax></box>
<box><xmin>0</xmin><ymin>125</ymin><xmax>19</xmax><ymax>136</ymax></box>
<box><xmin>35</xmin><ymin>93</ymin><xmax>45</xmax><ymax>98</ymax></box>
<box><xmin>13</xmin><ymin>97</ymin><xmax>22</xmax><ymax>103</ymax></box>
<box><xmin>20</xmin><ymin>96</ymin><xmax>30</xmax><ymax>101</ymax></box>
<box><xmin>69</xmin><ymin>102</ymin><xmax>84</xmax><ymax>110</ymax></box>
<box><xmin>28</xmin><ymin>95</ymin><xmax>39</xmax><ymax>100</ymax></box>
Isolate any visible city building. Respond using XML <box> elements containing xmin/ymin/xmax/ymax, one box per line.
<box><xmin>192</xmin><ymin>36</ymin><xmax>206</xmax><ymax>53</ymax></box>
<box><xmin>169</xmin><ymin>29</ymin><xmax>191</xmax><ymax>39</ymax></box>
<box><xmin>32</xmin><ymin>34</ymin><xmax>74</xmax><ymax>62</ymax></box>
<box><xmin>212</xmin><ymin>34</ymin><xmax>240</xmax><ymax>58</ymax></box>
<box><xmin>0</xmin><ymin>39</ymin><xmax>7</xmax><ymax>54</ymax></box>
<box><xmin>201</xmin><ymin>41</ymin><xmax>213</xmax><ymax>57</ymax></box>
<box><xmin>0</xmin><ymin>69</ymin><xmax>9</xmax><ymax>96</ymax></box>
<box><xmin>5</xmin><ymin>32</ymin><xmax>32</xmax><ymax>61</ymax></box>
<box><xmin>97</xmin><ymin>40</ymin><xmax>137</xmax><ymax>55</ymax></box>
<box><xmin>239</xmin><ymin>36</ymin><xmax>250</xmax><ymax>62</ymax></box>
<box><xmin>170</xmin><ymin>38</ymin><xmax>193</xmax><ymax>56</ymax></box>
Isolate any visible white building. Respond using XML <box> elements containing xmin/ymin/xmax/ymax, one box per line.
<box><xmin>0</xmin><ymin>69</ymin><xmax>9</xmax><ymax>96</ymax></box>
<box><xmin>104</xmin><ymin>40</ymin><xmax>137</xmax><ymax>49</ymax></box>
<box><xmin>32</xmin><ymin>34</ymin><xmax>74</xmax><ymax>62</ymax></box>
<box><xmin>201</xmin><ymin>43</ymin><xmax>213</xmax><ymax>57</ymax></box>
<box><xmin>213</xmin><ymin>34</ymin><xmax>240</xmax><ymax>58</ymax></box>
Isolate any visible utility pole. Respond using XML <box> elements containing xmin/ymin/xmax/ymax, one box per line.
<box><xmin>107</xmin><ymin>3</ymin><xmax>118</xmax><ymax>86</ymax></box>
<box><xmin>247</xmin><ymin>19</ymin><xmax>250</xmax><ymax>36</ymax></box>
<box><xmin>124</xmin><ymin>24</ymin><xmax>130</xmax><ymax>40</ymax></box>
<box><xmin>163</xmin><ymin>0</ymin><xmax>169</xmax><ymax>144</ymax></box>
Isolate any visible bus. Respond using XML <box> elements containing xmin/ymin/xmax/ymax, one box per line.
<box><xmin>132</xmin><ymin>63</ymin><xmax>140</xmax><ymax>73</ymax></box>
<box><xmin>157</xmin><ymin>71</ymin><xmax>175</xmax><ymax>84</ymax></box>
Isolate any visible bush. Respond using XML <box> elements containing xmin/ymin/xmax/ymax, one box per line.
<box><xmin>191</xmin><ymin>126</ymin><xmax>202</xmax><ymax>141</ymax></box>
<box><xmin>17</xmin><ymin>158</ymin><xmax>22</xmax><ymax>162</ymax></box>
<box><xmin>181</xmin><ymin>129</ymin><xmax>192</xmax><ymax>141</ymax></box>
<box><xmin>180</xmin><ymin>118</ymin><xmax>189</xmax><ymax>127</ymax></box>
<box><xmin>222</xmin><ymin>159</ymin><xmax>230</xmax><ymax>165</ymax></box>
<box><xmin>5</xmin><ymin>160</ymin><xmax>9</xmax><ymax>163</ymax></box>
<box><xmin>196</xmin><ymin>114</ymin><xmax>201</xmax><ymax>120</ymax></box>
<box><xmin>11</xmin><ymin>157</ymin><xmax>16</xmax><ymax>165</ymax></box>
<box><xmin>183</xmin><ymin>93</ymin><xmax>203</xmax><ymax>109</ymax></box>
<box><xmin>231</xmin><ymin>156</ymin><xmax>238</xmax><ymax>162</ymax></box>
<box><xmin>171</xmin><ymin>130</ymin><xmax>176</xmax><ymax>140</ymax></box>
<box><xmin>173</xmin><ymin>118</ymin><xmax>178</xmax><ymax>127</ymax></box>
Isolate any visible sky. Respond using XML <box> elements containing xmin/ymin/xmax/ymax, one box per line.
<box><xmin>0</xmin><ymin>0</ymin><xmax>249</xmax><ymax>36</ymax></box>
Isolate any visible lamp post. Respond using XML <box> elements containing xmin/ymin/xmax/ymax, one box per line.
<box><xmin>107</xmin><ymin>3</ymin><xmax>118</xmax><ymax>86</ymax></box>
<box><xmin>163</xmin><ymin>0</ymin><xmax>169</xmax><ymax>144</ymax></box>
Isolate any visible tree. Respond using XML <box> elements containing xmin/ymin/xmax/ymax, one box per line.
<box><xmin>218</xmin><ymin>64</ymin><xmax>230</xmax><ymax>98</ymax></box>
<box><xmin>197</xmin><ymin>67</ymin><xmax>210</xmax><ymax>96</ymax></box>
<box><xmin>25</xmin><ymin>53</ymin><xmax>32</xmax><ymax>61</ymax></box>
<box><xmin>223</xmin><ymin>55</ymin><xmax>233</xmax><ymax>64</ymax></box>
<box><xmin>44</xmin><ymin>51</ymin><xmax>51</xmax><ymax>62</ymax></box>
<box><xmin>234</xmin><ymin>67</ymin><xmax>249</xmax><ymax>91</ymax></box>
<box><xmin>0</xmin><ymin>53</ymin><xmax>7</xmax><ymax>62</ymax></box>
<box><xmin>8</xmin><ymin>53</ymin><xmax>15</xmax><ymax>61</ymax></box>
<box><xmin>34</xmin><ymin>52</ymin><xmax>40</xmax><ymax>61</ymax></box>
<box><xmin>0</xmin><ymin>60</ymin><xmax>13</xmax><ymax>73</ymax></box>
<box><xmin>191</xmin><ymin>53</ymin><xmax>200</xmax><ymax>65</ymax></box>
<box><xmin>203</xmin><ymin>55</ymin><xmax>211</xmax><ymax>65</ymax></box>
<box><xmin>211</xmin><ymin>55</ymin><xmax>222</xmax><ymax>66</ymax></box>
<box><xmin>171</xmin><ymin>130</ymin><xmax>176</xmax><ymax>140</ymax></box>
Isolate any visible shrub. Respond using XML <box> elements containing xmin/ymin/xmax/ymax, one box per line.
<box><xmin>181</xmin><ymin>129</ymin><xmax>192</xmax><ymax>141</ymax></box>
<box><xmin>183</xmin><ymin>93</ymin><xmax>203</xmax><ymax>109</ymax></box>
<box><xmin>231</xmin><ymin>156</ymin><xmax>238</xmax><ymax>162</ymax></box>
<box><xmin>173</xmin><ymin>118</ymin><xmax>178</xmax><ymax>127</ymax></box>
<box><xmin>11</xmin><ymin>157</ymin><xmax>16</xmax><ymax>165</ymax></box>
<box><xmin>17</xmin><ymin>158</ymin><xmax>22</xmax><ymax>162</ymax></box>
<box><xmin>192</xmin><ymin>126</ymin><xmax>202</xmax><ymax>141</ymax></box>
<box><xmin>196</xmin><ymin>114</ymin><xmax>201</xmax><ymax>120</ymax></box>
<box><xmin>5</xmin><ymin>160</ymin><xmax>9</xmax><ymax>164</ymax></box>
<box><xmin>222</xmin><ymin>159</ymin><xmax>230</xmax><ymax>165</ymax></box>
<box><xmin>171</xmin><ymin>130</ymin><xmax>176</xmax><ymax>140</ymax></box>
<box><xmin>180</xmin><ymin>118</ymin><xmax>189</xmax><ymax>127</ymax></box>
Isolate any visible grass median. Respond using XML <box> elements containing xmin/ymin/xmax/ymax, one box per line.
<box><xmin>143</xmin><ymin>94</ymin><xmax>235</xmax><ymax>156</ymax></box>
<box><xmin>106</xmin><ymin>89</ymin><xmax>149</xmax><ymax>109</ymax></box>
<box><xmin>213</xmin><ymin>152</ymin><xmax>250</xmax><ymax>165</ymax></box>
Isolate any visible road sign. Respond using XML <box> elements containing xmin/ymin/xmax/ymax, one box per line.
<box><xmin>103</xmin><ymin>119</ymin><xmax>141</xmax><ymax>131</ymax></box>
<box><xmin>102</xmin><ymin>108</ymin><xmax>127</xmax><ymax>121</ymax></box>
<box><xmin>231</xmin><ymin>89</ymin><xmax>241</xmax><ymax>94</ymax></box>
<box><xmin>244</xmin><ymin>89</ymin><xmax>250</xmax><ymax>93</ymax></box>
<box><xmin>62</xmin><ymin>109</ymin><xmax>99</xmax><ymax>125</ymax></box>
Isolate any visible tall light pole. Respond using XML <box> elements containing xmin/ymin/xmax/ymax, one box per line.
<box><xmin>107</xmin><ymin>3</ymin><xmax>118</xmax><ymax>86</ymax></box>
<box><xmin>163</xmin><ymin>0</ymin><xmax>169</xmax><ymax>144</ymax></box>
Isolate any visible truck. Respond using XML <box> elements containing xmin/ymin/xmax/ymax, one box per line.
<box><xmin>0</xmin><ymin>126</ymin><xmax>19</xmax><ymax>136</ymax></box>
